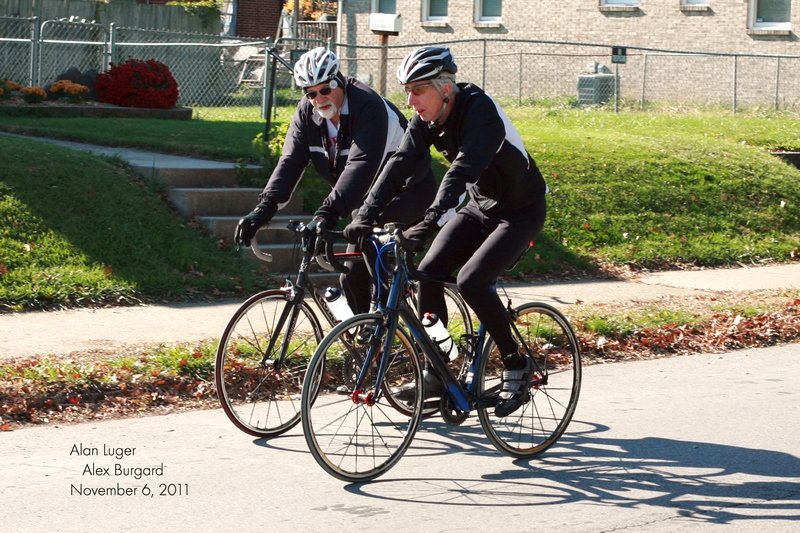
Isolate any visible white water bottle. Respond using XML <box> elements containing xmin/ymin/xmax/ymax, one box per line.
<box><xmin>422</xmin><ymin>312</ymin><xmax>458</xmax><ymax>361</ymax></box>
<box><xmin>324</xmin><ymin>287</ymin><xmax>353</xmax><ymax>322</ymax></box>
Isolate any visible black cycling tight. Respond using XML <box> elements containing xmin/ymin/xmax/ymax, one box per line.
<box><xmin>417</xmin><ymin>199</ymin><xmax>546</xmax><ymax>365</ymax></box>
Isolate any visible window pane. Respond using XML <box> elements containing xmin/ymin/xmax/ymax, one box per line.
<box><xmin>756</xmin><ymin>0</ymin><xmax>791</xmax><ymax>22</ymax></box>
<box><xmin>482</xmin><ymin>0</ymin><xmax>502</xmax><ymax>17</ymax></box>
<box><xmin>378</xmin><ymin>0</ymin><xmax>397</xmax><ymax>13</ymax></box>
<box><xmin>430</xmin><ymin>0</ymin><xmax>448</xmax><ymax>17</ymax></box>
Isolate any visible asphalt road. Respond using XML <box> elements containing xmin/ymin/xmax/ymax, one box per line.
<box><xmin>3</xmin><ymin>343</ymin><xmax>799</xmax><ymax>532</ymax></box>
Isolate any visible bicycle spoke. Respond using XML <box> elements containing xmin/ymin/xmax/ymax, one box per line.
<box><xmin>478</xmin><ymin>303</ymin><xmax>581</xmax><ymax>458</ymax></box>
<box><xmin>302</xmin><ymin>314</ymin><xmax>423</xmax><ymax>482</ymax></box>
<box><xmin>216</xmin><ymin>291</ymin><xmax>323</xmax><ymax>438</ymax></box>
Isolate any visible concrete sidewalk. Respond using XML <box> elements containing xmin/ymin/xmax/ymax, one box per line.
<box><xmin>1</xmin><ymin>262</ymin><xmax>798</xmax><ymax>361</ymax></box>
<box><xmin>1</xmin><ymin>132</ymin><xmax>245</xmax><ymax>174</ymax></box>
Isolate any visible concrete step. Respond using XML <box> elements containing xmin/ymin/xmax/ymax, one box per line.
<box><xmin>130</xmin><ymin>159</ymin><xmax>259</xmax><ymax>185</ymax></box>
<box><xmin>242</xmin><ymin>243</ymin><xmax>300</xmax><ymax>273</ymax></box>
<box><xmin>168</xmin><ymin>188</ymin><xmax>304</xmax><ymax>217</ymax></box>
<box><xmin>200</xmin><ymin>214</ymin><xmax>313</xmax><ymax>246</ymax></box>
<box><xmin>146</xmin><ymin>167</ymin><xmax>242</xmax><ymax>188</ymax></box>
<box><xmin>241</xmin><ymin>242</ymin><xmax>349</xmax><ymax>278</ymax></box>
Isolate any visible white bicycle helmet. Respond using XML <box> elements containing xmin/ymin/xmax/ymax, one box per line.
<box><xmin>293</xmin><ymin>47</ymin><xmax>340</xmax><ymax>88</ymax></box>
<box><xmin>396</xmin><ymin>47</ymin><xmax>457</xmax><ymax>85</ymax></box>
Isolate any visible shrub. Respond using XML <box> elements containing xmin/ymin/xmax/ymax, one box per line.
<box><xmin>20</xmin><ymin>86</ymin><xmax>47</xmax><ymax>104</ymax></box>
<box><xmin>96</xmin><ymin>59</ymin><xmax>179</xmax><ymax>109</ymax></box>
<box><xmin>1</xmin><ymin>79</ymin><xmax>19</xmax><ymax>99</ymax></box>
<box><xmin>49</xmin><ymin>80</ymin><xmax>90</xmax><ymax>103</ymax></box>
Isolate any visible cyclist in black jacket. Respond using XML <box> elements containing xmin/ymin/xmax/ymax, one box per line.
<box><xmin>235</xmin><ymin>47</ymin><xmax>436</xmax><ymax>314</ymax></box>
<box><xmin>344</xmin><ymin>47</ymin><xmax>548</xmax><ymax>417</ymax></box>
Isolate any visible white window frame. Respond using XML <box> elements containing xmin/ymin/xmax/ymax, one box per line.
<box><xmin>475</xmin><ymin>0</ymin><xmax>502</xmax><ymax>23</ymax></box>
<box><xmin>424</xmin><ymin>0</ymin><xmax>449</xmax><ymax>22</ymax></box>
<box><xmin>371</xmin><ymin>0</ymin><xmax>397</xmax><ymax>14</ymax></box>
<box><xmin>749</xmin><ymin>0</ymin><xmax>792</xmax><ymax>30</ymax></box>
<box><xmin>680</xmin><ymin>0</ymin><xmax>711</xmax><ymax>11</ymax></box>
<box><xmin>600</xmin><ymin>0</ymin><xmax>640</xmax><ymax>6</ymax></box>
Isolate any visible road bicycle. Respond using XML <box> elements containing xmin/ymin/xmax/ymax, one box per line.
<box><xmin>214</xmin><ymin>220</ymin><xmax>473</xmax><ymax>438</ymax></box>
<box><xmin>300</xmin><ymin>225</ymin><xmax>582</xmax><ymax>482</ymax></box>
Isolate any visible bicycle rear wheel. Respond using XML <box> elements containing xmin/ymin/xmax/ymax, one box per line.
<box><xmin>301</xmin><ymin>314</ymin><xmax>423</xmax><ymax>482</ymax></box>
<box><xmin>477</xmin><ymin>302</ymin><xmax>581</xmax><ymax>458</ymax></box>
<box><xmin>215</xmin><ymin>289</ymin><xmax>323</xmax><ymax>438</ymax></box>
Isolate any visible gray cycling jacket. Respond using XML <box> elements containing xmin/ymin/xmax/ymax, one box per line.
<box><xmin>257</xmin><ymin>77</ymin><xmax>434</xmax><ymax>221</ymax></box>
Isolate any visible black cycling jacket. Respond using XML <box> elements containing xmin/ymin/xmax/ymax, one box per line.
<box><xmin>360</xmin><ymin>83</ymin><xmax>547</xmax><ymax>222</ymax></box>
<box><xmin>257</xmin><ymin>77</ymin><xmax>434</xmax><ymax>221</ymax></box>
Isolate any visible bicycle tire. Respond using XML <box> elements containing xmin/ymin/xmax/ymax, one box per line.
<box><xmin>215</xmin><ymin>289</ymin><xmax>323</xmax><ymax>438</ymax></box>
<box><xmin>477</xmin><ymin>302</ymin><xmax>581</xmax><ymax>458</ymax></box>
<box><xmin>301</xmin><ymin>313</ymin><xmax>424</xmax><ymax>482</ymax></box>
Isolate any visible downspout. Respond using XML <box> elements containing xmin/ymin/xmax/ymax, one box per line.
<box><xmin>336</xmin><ymin>0</ymin><xmax>344</xmax><ymax>46</ymax></box>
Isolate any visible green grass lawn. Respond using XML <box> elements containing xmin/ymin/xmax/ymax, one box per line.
<box><xmin>1</xmin><ymin>106</ymin><xmax>799</xmax><ymax>310</ymax></box>
<box><xmin>0</xmin><ymin>135</ymin><xmax>267</xmax><ymax>311</ymax></box>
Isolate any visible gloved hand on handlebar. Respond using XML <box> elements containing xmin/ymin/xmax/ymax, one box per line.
<box><xmin>234</xmin><ymin>202</ymin><xmax>276</xmax><ymax>247</ymax></box>
<box><xmin>307</xmin><ymin>207</ymin><xmax>338</xmax><ymax>235</ymax></box>
<box><xmin>343</xmin><ymin>216</ymin><xmax>376</xmax><ymax>245</ymax></box>
<box><xmin>401</xmin><ymin>216</ymin><xmax>439</xmax><ymax>252</ymax></box>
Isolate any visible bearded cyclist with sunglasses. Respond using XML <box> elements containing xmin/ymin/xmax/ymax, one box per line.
<box><xmin>344</xmin><ymin>47</ymin><xmax>548</xmax><ymax>417</ymax></box>
<box><xmin>235</xmin><ymin>47</ymin><xmax>436</xmax><ymax>315</ymax></box>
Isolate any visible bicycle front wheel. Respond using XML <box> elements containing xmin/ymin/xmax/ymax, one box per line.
<box><xmin>477</xmin><ymin>302</ymin><xmax>581</xmax><ymax>458</ymax></box>
<box><xmin>301</xmin><ymin>313</ymin><xmax>423</xmax><ymax>482</ymax></box>
<box><xmin>215</xmin><ymin>289</ymin><xmax>323</xmax><ymax>438</ymax></box>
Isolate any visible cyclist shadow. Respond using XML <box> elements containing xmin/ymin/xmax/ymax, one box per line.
<box><xmin>346</xmin><ymin>418</ymin><xmax>800</xmax><ymax>525</ymax></box>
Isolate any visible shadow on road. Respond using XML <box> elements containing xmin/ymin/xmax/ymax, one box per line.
<box><xmin>343</xmin><ymin>419</ymin><xmax>800</xmax><ymax>525</ymax></box>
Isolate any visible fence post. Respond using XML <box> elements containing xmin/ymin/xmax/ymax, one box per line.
<box><xmin>640</xmin><ymin>52</ymin><xmax>647</xmax><ymax>110</ymax></box>
<box><xmin>28</xmin><ymin>16</ymin><xmax>39</xmax><ymax>86</ymax></box>
<box><xmin>517</xmin><ymin>50</ymin><xmax>522</xmax><ymax>106</ymax></box>
<box><xmin>35</xmin><ymin>19</ymin><xmax>45</xmax><ymax>86</ymax></box>
<box><xmin>263</xmin><ymin>39</ymin><xmax>277</xmax><ymax>125</ymax></box>
<box><xmin>732</xmin><ymin>55</ymin><xmax>738</xmax><ymax>114</ymax></box>
<box><xmin>378</xmin><ymin>34</ymin><xmax>388</xmax><ymax>97</ymax></box>
<box><xmin>481</xmin><ymin>39</ymin><xmax>486</xmax><ymax>88</ymax></box>
<box><xmin>614</xmin><ymin>62</ymin><xmax>619</xmax><ymax>113</ymax></box>
<box><xmin>774</xmin><ymin>57</ymin><xmax>781</xmax><ymax>110</ymax></box>
<box><xmin>106</xmin><ymin>22</ymin><xmax>115</xmax><ymax>72</ymax></box>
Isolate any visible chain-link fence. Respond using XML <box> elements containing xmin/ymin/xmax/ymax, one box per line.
<box><xmin>1</xmin><ymin>16</ymin><xmax>282</xmax><ymax>111</ymax></box>
<box><xmin>0</xmin><ymin>16</ymin><xmax>36</xmax><ymax>86</ymax></box>
<box><xmin>3</xmin><ymin>16</ymin><xmax>800</xmax><ymax>117</ymax></box>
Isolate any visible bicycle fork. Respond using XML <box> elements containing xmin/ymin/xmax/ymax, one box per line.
<box><xmin>260</xmin><ymin>287</ymin><xmax>302</xmax><ymax>370</ymax></box>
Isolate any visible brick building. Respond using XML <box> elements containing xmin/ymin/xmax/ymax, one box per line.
<box><xmin>137</xmin><ymin>0</ymin><xmax>283</xmax><ymax>38</ymax></box>
<box><xmin>227</xmin><ymin>0</ymin><xmax>283</xmax><ymax>38</ymax></box>
<box><xmin>341</xmin><ymin>0</ymin><xmax>800</xmax><ymax>55</ymax></box>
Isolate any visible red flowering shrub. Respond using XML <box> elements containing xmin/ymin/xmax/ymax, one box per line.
<box><xmin>96</xmin><ymin>59</ymin><xmax>179</xmax><ymax>109</ymax></box>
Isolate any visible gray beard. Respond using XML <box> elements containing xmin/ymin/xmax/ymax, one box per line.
<box><xmin>317</xmin><ymin>104</ymin><xmax>338</xmax><ymax>120</ymax></box>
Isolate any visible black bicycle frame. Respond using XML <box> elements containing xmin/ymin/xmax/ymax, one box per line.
<box><xmin>258</xmin><ymin>223</ymin><xmax>340</xmax><ymax>367</ymax></box>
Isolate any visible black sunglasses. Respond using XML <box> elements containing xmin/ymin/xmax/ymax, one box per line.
<box><xmin>305</xmin><ymin>85</ymin><xmax>333</xmax><ymax>100</ymax></box>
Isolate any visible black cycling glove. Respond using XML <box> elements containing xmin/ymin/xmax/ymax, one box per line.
<box><xmin>343</xmin><ymin>216</ymin><xmax>375</xmax><ymax>245</ymax></box>
<box><xmin>234</xmin><ymin>202</ymin><xmax>276</xmax><ymax>247</ymax></box>
<box><xmin>313</xmin><ymin>206</ymin><xmax>339</xmax><ymax>231</ymax></box>
<box><xmin>401</xmin><ymin>218</ymin><xmax>439</xmax><ymax>251</ymax></box>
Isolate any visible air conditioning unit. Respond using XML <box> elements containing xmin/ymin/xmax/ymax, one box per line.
<box><xmin>577</xmin><ymin>74</ymin><xmax>616</xmax><ymax>106</ymax></box>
